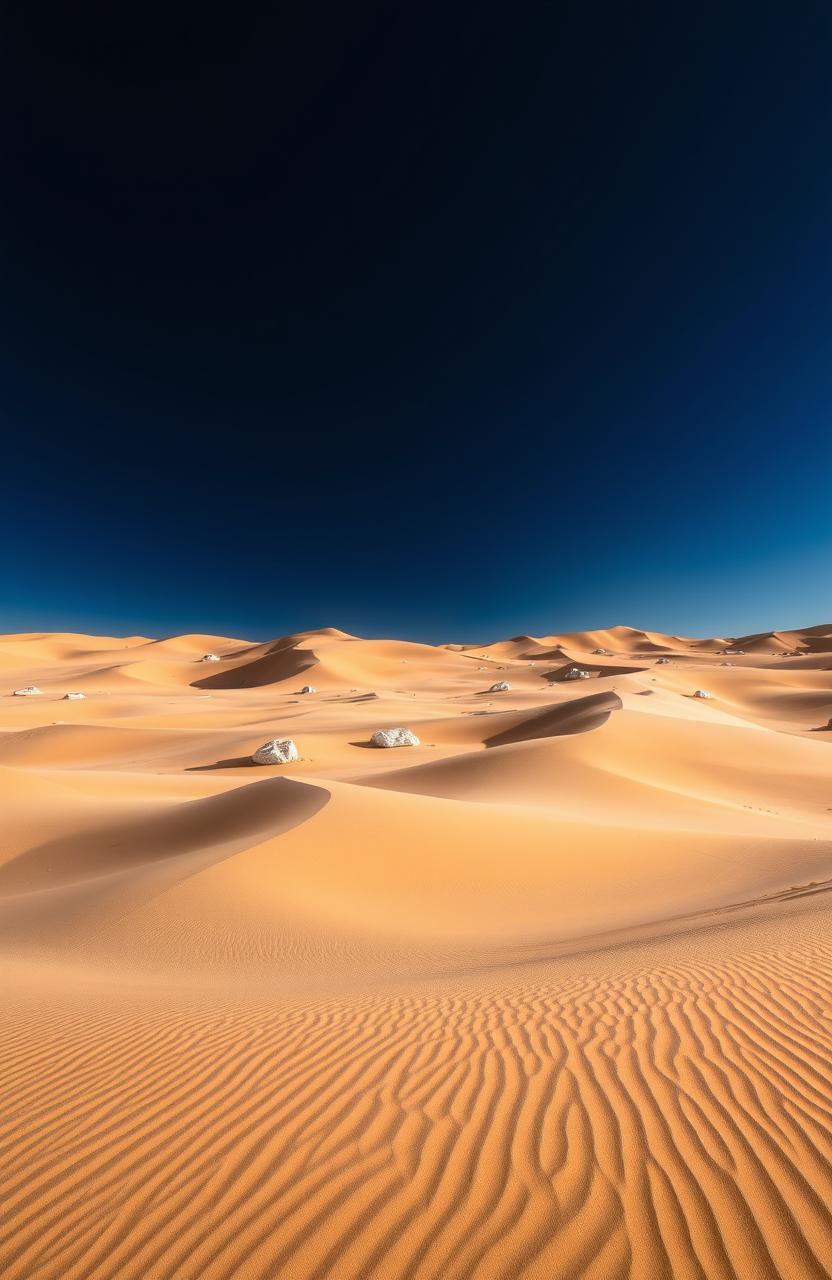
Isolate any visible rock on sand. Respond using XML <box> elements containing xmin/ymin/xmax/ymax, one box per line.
<box><xmin>371</xmin><ymin>728</ymin><xmax>420</xmax><ymax>748</ymax></box>
<box><xmin>252</xmin><ymin>738</ymin><xmax>299</xmax><ymax>765</ymax></box>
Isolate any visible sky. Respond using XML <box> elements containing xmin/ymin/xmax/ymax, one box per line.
<box><xmin>2</xmin><ymin>3</ymin><xmax>831</xmax><ymax>643</ymax></box>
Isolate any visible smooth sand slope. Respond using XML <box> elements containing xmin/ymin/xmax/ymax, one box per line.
<box><xmin>2</xmin><ymin>623</ymin><xmax>832</xmax><ymax>1279</ymax></box>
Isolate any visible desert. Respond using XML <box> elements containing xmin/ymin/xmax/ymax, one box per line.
<box><xmin>2</xmin><ymin>621</ymin><xmax>832</xmax><ymax>1279</ymax></box>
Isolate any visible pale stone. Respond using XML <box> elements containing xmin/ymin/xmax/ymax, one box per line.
<box><xmin>489</xmin><ymin>681</ymin><xmax>510</xmax><ymax>692</ymax></box>
<box><xmin>13</xmin><ymin>686</ymin><xmax>42</xmax><ymax>696</ymax></box>
<box><xmin>371</xmin><ymin>727</ymin><xmax>420</xmax><ymax>748</ymax></box>
<box><xmin>201</xmin><ymin>653</ymin><xmax>221</xmax><ymax>662</ymax></box>
<box><xmin>563</xmin><ymin>667</ymin><xmax>590</xmax><ymax>680</ymax></box>
<box><xmin>252</xmin><ymin>738</ymin><xmax>299</xmax><ymax>765</ymax></box>
<box><xmin>656</xmin><ymin>657</ymin><xmax>671</xmax><ymax>664</ymax></box>
<box><xmin>693</xmin><ymin>689</ymin><xmax>713</xmax><ymax>699</ymax></box>
<box><xmin>300</xmin><ymin>685</ymin><xmax>316</xmax><ymax>694</ymax></box>
<box><xmin>63</xmin><ymin>692</ymin><xmax>86</xmax><ymax>700</ymax></box>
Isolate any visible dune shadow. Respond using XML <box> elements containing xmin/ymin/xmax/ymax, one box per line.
<box><xmin>543</xmin><ymin>663</ymin><xmax>643</xmax><ymax>684</ymax></box>
<box><xmin>485</xmin><ymin>690</ymin><xmax>622</xmax><ymax>747</ymax></box>
<box><xmin>0</xmin><ymin>777</ymin><xmax>330</xmax><ymax>907</ymax></box>
<box><xmin>187</xmin><ymin>755</ymin><xmax>260</xmax><ymax>771</ymax></box>
<box><xmin>192</xmin><ymin>650</ymin><xmax>316</xmax><ymax>690</ymax></box>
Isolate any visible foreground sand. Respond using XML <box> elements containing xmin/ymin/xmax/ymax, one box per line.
<box><xmin>2</xmin><ymin>623</ymin><xmax>832</xmax><ymax>1279</ymax></box>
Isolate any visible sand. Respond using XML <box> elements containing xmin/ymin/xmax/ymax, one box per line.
<box><xmin>2</xmin><ymin>622</ymin><xmax>832</xmax><ymax>1279</ymax></box>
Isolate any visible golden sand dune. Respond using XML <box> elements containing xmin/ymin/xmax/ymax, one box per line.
<box><xmin>2</xmin><ymin>623</ymin><xmax>832</xmax><ymax>1278</ymax></box>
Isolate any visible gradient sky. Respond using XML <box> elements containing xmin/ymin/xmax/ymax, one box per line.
<box><xmin>2</xmin><ymin>4</ymin><xmax>831</xmax><ymax>643</ymax></box>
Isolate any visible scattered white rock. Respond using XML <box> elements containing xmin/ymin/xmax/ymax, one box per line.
<box><xmin>693</xmin><ymin>689</ymin><xmax>713</xmax><ymax>699</ymax></box>
<box><xmin>489</xmin><ymin>681</ymin><xmax>510</xmax><ymax>692</ymax></box>
<box><xmin>13</xmin><ymin>686</ymin><xmax>42</xmax><ymax>696</ymax></box>
<box><xmin>656</xmin><ymin>657</ymin><xmax>671</xmax><ymax>664</ymax></box>
<box><xmin>563</xmin><ymin>667</ymin><xmax>590</xmax><ymax>680</ymax></box>
<box><xmin>592</xmin><ymin>648</ymin><xmax>610</xmax><ymax>655</ymax></box>
<box><xmin>300</xmin><ymin>685</ymin><xmax>316</xmax><ymax>694</ymax></box>
<box><xmin>252</xmin><ymin>738</ymin><xmax>299</xmax><ymax>765</ymax></box>
<box><xmin>63</xmin><ymin>692</ymin><xmax>86</xmax><ymax>700</ymax></box>
<box><xmin>200</xmin><ymin>653</ymin><xmax>221</xmax><ymax>662</ymax></box>
<box><xmin>371</xmin><ymin>727</ymin><xmax>420</xmax><ymax>748</ymax></box>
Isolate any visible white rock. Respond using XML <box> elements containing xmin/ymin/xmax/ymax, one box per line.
<box><xmin>63</xmin><ymin>692</ymin><xmax>86</xmax><ymax>700</ymax></box>
<box><xmin>371</xmin><ymin>727</ymin><xmax>420</xmax><ymax>748</ymax></box>
<box><xmin>563</xmin><ymin>667</ymin><xmax>590</xmax><ymax>680</ymax></box>
<box><xmin>300</xmin><ymin>685</ymin><xmax>316</xmax><ymax>694</ymax></box>
<box><xmin>252</xmin><ymin>738</ymin><xmax>299</xmax><ymax>765</ymax></box>
<box><xmin>656</xmin><ymin>657</ymin><xmax>671</xmax><ymax>664</ymax></box>
<box><xmin>721</xmin><ymin>662</ymin><xmax>735</xmax><ymax>667</ymax></box>
<box><xmin>489</xmin><ymin>681</ymin><xmax>510</xmax><ymax>692</ymax></box>
<box><xmin>201</xmin><ymin>653</ymin><xmax>221</xmax><ymax>662</ymax></box>
<box><xmin>13</xmin><ymin>686</ymin><xmax>42</xmax><ymax>696</ymax></box>
<box><xmin>693</xmin><ymin>689</ymin><xmax>713</xmax><ymax>699</ymax></box>
<box><xmin>592</xmin><ymin>648</ymin><xmax>610</xmax><ymax>655</ymax></box>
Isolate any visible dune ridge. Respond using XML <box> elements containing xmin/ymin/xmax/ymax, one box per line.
<box><xmin>2</xmin><ymin>622</ymin><xmax>832</xmax><ymax>1278</ymax></box>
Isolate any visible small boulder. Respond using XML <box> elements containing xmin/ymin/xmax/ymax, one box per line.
<box><xmin>592</xmin><ymin>648</ymin><xmax>610</xmax><ymax>655</ymax></box>
<box><xmin>13</xmin><ymin>686</ymin><xmax>42</xmax><ymax>696</ymax></box>
<box><xmin>371</xmin><ymin>727</ymin><xmax>420</xmax><ymax>748</ymax></box>
<box><xmin>300</xmin><ymin>685</ymin><xmax>316</xmax><ymax>694</ymax></box>
<box><xmin>563</xmin><ymin>667</ymin><xmax>590</xmax><ymax>681</ymax></box>
<box><xmin>489</xmin><ymin>681</ymin><xmax>510</xmax><ymax>692</ymax></box>
<box><xmin>63</xmin><ymin>692</ymin><xmax>86</xmax><ymax>700</ymax></box>
<box><xmin>656</xmin><ymin>657</ymin><xmax>671</xmax><ymax>664</ymax></box>
<box><xmin>252</xmin><ymin>738</ymin><xmax>299</xmax><ymax>765</ymax></box>
<box><xmin>693</xmin><ymin>689</ymin><xmax>713</xmax><ymax>699</ymax></box>
<box><xmin>201</xmin><ymin>653</ymin><xmax>221</xmax><ymax>662</ymax></box>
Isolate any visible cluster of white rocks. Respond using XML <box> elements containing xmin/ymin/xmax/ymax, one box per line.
<box><xmin>13</xmin><ymin>686</ymin><xmax>42</xmax><ymax>696</ymax></box>
<box><xmin>489</xmin><ymin>681</ymin><xmax>510</xmax><ymax>692</ymax></box>
<box><xmin>371</xmin><ymin>727</ymin><xmax>420</xmax><ymax>748</ymax></box>
<box><xmin>592</xmin><ymin>648</ymin><xmax>611</xmax><ymax>655</ymax></box>
<box><xmin>200</xmin><ymin>653</ymin><xmax>221</xmax><ymax>662</ymax></box>
<box><xmin>563</xmin><ymin>667</ymin><xmax>590</xmax><ymax>681</ymax></box>
<box><xmin>656</xmin><ymin>657</ymin><xmax>671</xmax><ymax>664</ymax></box>
<box><xmin>693</xmin><ymin>689</ymin><xmax>713</xmax><ymax>700</ymax></box>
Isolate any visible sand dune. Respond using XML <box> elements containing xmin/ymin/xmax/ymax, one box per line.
<box><xmin>2</xmin><ymin>622</ymin><xmax>832</xmax><ymax>1278</ymax></box>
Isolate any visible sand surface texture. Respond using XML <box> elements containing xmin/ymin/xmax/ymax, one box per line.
<box><xmin>2</xmin><ymin>623</ymin><xmax>832</xmax><ymax>1279</ymax></box>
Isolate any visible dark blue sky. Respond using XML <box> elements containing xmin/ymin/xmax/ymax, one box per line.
<box><xmin>2</xmin><ymin>3</ymin><xmax>831</xmax><ymax>642</ymax></box>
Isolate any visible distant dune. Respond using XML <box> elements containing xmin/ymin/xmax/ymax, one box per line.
<box><xmin>2</xmin><ymin>623</ymin><xmax>832</xmax><ymax>1279</ymax></box>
